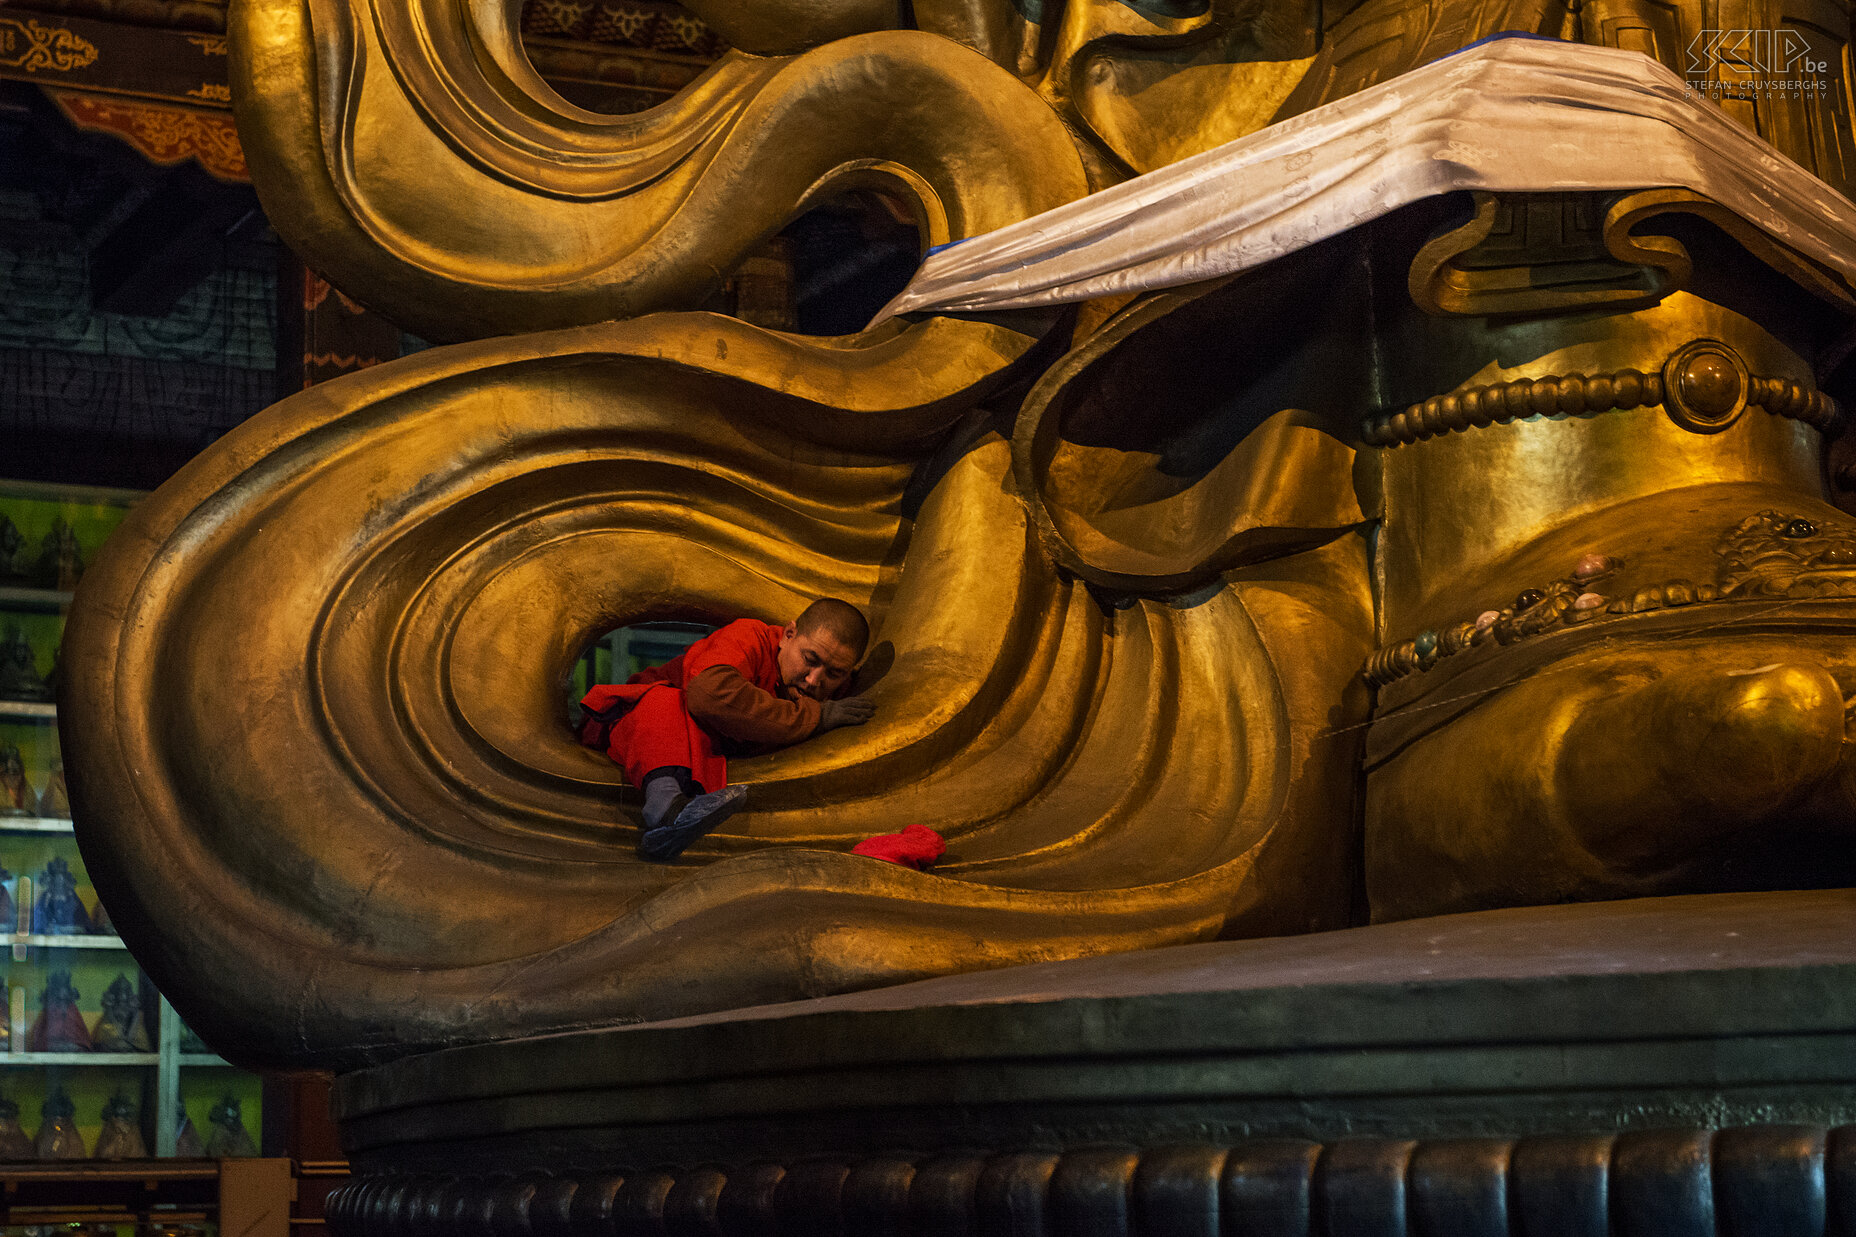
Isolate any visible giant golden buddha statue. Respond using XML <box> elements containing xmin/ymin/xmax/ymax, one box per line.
<box><xmin>58</xmin><ymin>0</ymin><xmax>1856</xmax><ymax>1072</ymax></box>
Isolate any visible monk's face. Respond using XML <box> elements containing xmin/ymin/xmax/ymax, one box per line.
<box><xmin>779</xmin><ymin>624</ymin><xmax>858</xmax><ymax>700</ymax></box>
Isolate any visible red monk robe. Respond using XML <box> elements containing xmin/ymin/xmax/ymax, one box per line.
<box><xmin>578</xmin><ymin>618</ymin><xmax>824</xmax><ymax>794</ymax></box>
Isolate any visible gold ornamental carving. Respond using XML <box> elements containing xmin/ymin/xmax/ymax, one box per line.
<box><xmin>53</xmin><ymin>0</ymin><xmax>1856</xmax><ymax>1067</ymax></box>
<box><xmin>0</xmin><ymin>17</ymin><xmax>97</xmax><ymax>72</ymax></box>
<box><xmin>225</xmin><ymin>0</ymin><xmax>1092</xmax><ymax>342</ymax></box>
<box><xmin>1363</xmin><ymin>343</ymin><xmax>1840</xmax><ymax>447</ymax></box>
<box><xmin>1365</xmin><ymin>504</ymin><xmax>1856</xmax><ymax>689</ymax></box>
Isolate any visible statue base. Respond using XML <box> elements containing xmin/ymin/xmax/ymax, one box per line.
<box><xmin>326</xmin><ymin>887</ymin><xmax>1856</xmax><ymax>1235</ymax></box>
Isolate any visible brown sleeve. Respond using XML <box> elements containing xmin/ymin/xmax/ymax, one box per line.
<box><xmin>685</xmin><ymin>664</ymin><xmax>822</xmax><ymax>745</ymax></box>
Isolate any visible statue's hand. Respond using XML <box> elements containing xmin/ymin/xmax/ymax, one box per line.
<box><xmin>819</xmin><ymin>696</ymin><xmax>877</xmax><ymax>731</ymax></box>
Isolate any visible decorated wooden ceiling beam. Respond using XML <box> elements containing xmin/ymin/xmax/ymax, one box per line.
<box><xmin>0</xmin><ymin>1</ymin><xmax>719</xmax><ymax>100</ymax></box>
<box><xmin>0</xmin><ymin>9</ymin><xmax>229</xmax><ymax>106</ymax></box>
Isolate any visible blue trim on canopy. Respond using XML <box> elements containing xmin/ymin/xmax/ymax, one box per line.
<box><xmin>1445</xmin><ymin>30</ymin><xmax>1568</xmax><ymax>56</ymax></box>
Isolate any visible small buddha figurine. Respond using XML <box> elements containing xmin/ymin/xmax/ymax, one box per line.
<box><xmin>33</xmin><ymin>519</ymin><xmax>83</xmax><ymax>592</ymax></box>
<box><xmin>93</xmin><ymin>1092</ymin><xmax>147</xmax><ymax>1159</ymax></box>
<box><xmin>0</xmin><ymin>515</ymin><xmax>25</xmax><ymax>584</ymax></box>
<box><xmin>0</xmin><ymin>1096</ymin><xmax>31</xmax><ymax>1159</ymax></box>
<box><xmin>0</xmin><ymin>748</ymin><xmax>29</xmax><ymax>818</ymax></box>
<box><xmin>173</xmin><ymin>1111</ymin><xmax>205</xmax><ymax>1158</ymax></box>
<box><xmin>36</xmin><ymin>758</ymin><xmax>69</xmax><ymax>819</ymax></box>
<box><xmin>0</xmin><ymin>626</ymin><xmax>50</xmax><ymax>703</ymax></box>
<box><xmin>27</xmin><ymin>970</ymin><xmax>91</xmax><ymax>1053</ymax></box>
<box><xmin>91</xmin><ymin>974</ymin><xmax>150</xmax><ymax>1053</ymax></box>
<box><xmin>32</xmin><ymin>857</ymin><xmax>89</xmax><ymax>935</ymax></box>
<box><xmin>203</xmin><ymin>1095</ymin><xmax>256</xmax><ymax>1157</ymax></box>
<box><xmin>34</xmin><ymin>1087</ymin><xmax>85</xmax><ymax>1159</ymax></box>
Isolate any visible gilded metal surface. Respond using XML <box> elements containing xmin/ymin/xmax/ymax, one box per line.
<box><xmin>224</xmin><ymin>0</ymin><xmax>1856</xmax><ymax>341</ymax></box>
<box><xmin>59</xmin><ymin>0</ymin><xmax>1856</xmax><ymax>1065</ymax></box>
<box><xmin>1409</xmin><ymin>192</ymin><xmax>1681</xmax><ymax>318</ymax></box>
<box><xmin>63</xmin><ymin>304</ymin><xmax>1373</xmax><ymax>1065</ymax></box>
<box><xmin>226</xmin><ymin>0</ymin><xmax>1358</xmax><ymax>343</ymax></box>
<box><xmin>1361</xmin><ymin>350</ymin><xmax>1841</xmax><ymax>446</ymax></box>
<box><xmin>1412</xmin><ymin>190</ymin><xmax>1856</xmax><ymax>319</ymax></box>
<box><xmin>1359</xmin><ymin>281</ymin><xmax>1856</xmax><ymax>919</ymax></box>
<box><xmin>1605</xmin><ymin>189</ymin><xmax>1856</xmax><ymax>314</ymax></box>
<box><xmin>228</xmin><ymin>0</ymin><xmax>1091</xmax><ymax>341</ymax></box>
<box><xmin>1015</xmin><ymin>282</ymin><xmax>1370</xmax><ymax>592</ymax></box>
<box><xmin>1366</xmin><ymin>504</ymin><xmax>1856</xmax><ymax>688</ymax></box>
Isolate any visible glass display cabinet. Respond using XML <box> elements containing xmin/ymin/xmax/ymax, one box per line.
<box><xmin>0</xmin><ymin>479</ymin><xmax>263</xmax><ymax>1163</ymax></box>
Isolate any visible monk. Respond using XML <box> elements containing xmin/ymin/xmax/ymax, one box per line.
<box><xmin>579</xmin><ymin>598</ymin><xmax>876</xmax><ymax>859</ymax></box>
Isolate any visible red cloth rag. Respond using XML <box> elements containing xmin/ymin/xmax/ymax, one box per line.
<box><xmin>851</xmin><ymin>824</ymin><xmax>946</xmax><ymax>869</ymax></box>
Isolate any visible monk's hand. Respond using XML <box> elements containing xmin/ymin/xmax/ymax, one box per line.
<box><xmin>819</xmin><ymin>696</ymin><xmax>876</xmax><ymax>731</ymax></box>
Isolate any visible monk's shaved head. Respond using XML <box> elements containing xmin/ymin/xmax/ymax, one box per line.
<box><xmin>794</xmin><ymin>598</ymin><xmax>870</xmax><ymax>661</ymax></box>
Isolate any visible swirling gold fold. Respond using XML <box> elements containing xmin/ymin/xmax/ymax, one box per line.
<box><xmin>62</xmin><ymin>311</ymin><xmax>1369</xmax><ymax>1068</ymax></box>
<box><xmin>229</xmin><ymin>0</ymin><xmax>1090</xmax><ymax>340</ymax></box>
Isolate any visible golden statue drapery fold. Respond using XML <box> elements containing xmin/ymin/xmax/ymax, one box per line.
<box><xmin>58</xmin><ymin>0</ymin><xmax>1856</xmax><ymax>1067</ymax></box>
